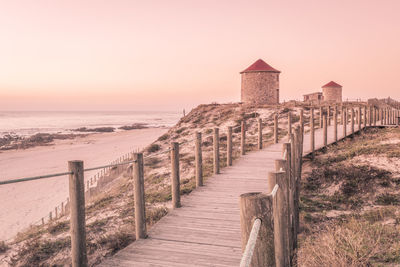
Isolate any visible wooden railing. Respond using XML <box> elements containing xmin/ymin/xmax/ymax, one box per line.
<box><xmin>1</xmin><ymin>102</ymin><xmax>400</xmax><ymax>266</ymax></box>
<box><xmin>239</xmin><ymin>103</ymin><xmax>400</xmax><ymax>267</ymax></box>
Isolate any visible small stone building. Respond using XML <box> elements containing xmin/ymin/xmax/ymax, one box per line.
<box><xmin>303</xmin><ymin>92</ymin><xmax>323</xmax><ymax>103</ymax></box>
<box><xmin>240</xmin><ymin>59</ymin><xmax>280</xmax><ymax>105</ymax></box>
<box><xmin>322</xmin><ymin>81</ymin><xmax>342</xmax><ymax>102</ymax></box>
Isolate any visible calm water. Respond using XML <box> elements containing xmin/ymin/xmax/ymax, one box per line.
<box><xmin>0</xmin><ymin>111</ymin><xmax>181</xmax><ymax>137</ymax></box>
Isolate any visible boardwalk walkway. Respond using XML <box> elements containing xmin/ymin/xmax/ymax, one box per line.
<box><xmin>99</xmin><ymin>122</ymin><xmax>371</xmax><ymax>266</ymax></box>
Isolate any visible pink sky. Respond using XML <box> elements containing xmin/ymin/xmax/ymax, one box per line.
<box><xmin>0</xmin><ymin>0</ymin><xmax>399</xmax><ymax>111</ymax></box>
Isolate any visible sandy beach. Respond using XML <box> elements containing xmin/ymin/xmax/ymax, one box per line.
<box><xmin>0</xmin><ymin>128</ymin><xmax>167</xmax><ymax>241</ymax></box>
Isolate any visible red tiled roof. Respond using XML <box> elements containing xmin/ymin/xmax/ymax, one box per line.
<box><xmin>240</xmin><ymin>59</ymin><xmax>280</xmax><ymax>73</ymax></box>
<box><xmin>322</xmin><ymin>81</ymin><xmax>342</xmax><ymax>88</ymax></box>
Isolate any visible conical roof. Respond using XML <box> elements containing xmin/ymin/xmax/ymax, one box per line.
<box><xmin>322</xmin><ymin>81</ymin><xmax>342</xmax><ymax>88</ymax></box>
<box><xmin>240</xmin><ymin>59</ymin><xmax>280</xmax><ymax>74</ymax></box>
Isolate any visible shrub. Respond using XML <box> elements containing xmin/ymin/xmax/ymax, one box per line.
<box><xmin>147</xmin><ymin>143</ymin><xmax>161</xmax><ymax>153</ymax></box>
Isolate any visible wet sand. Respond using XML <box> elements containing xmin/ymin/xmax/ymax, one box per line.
<box><xmin>0</xmin><ymin>128</ymin><xmax>167</xmax><ymax>241</ymax></box>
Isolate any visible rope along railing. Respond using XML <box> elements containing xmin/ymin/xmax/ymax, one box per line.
<box><xmin>2</xmin><ymin>103</ymin><xmax>399</xmax><ymax>265</ymax></box>
<box><xmin>239</xmin><ymin>218</ymin><xmax>262</xmax><ymax>267</ymax></box>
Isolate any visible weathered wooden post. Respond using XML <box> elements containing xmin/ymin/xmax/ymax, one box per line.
<box><xmin>68</xmin><ymin>160</ymin><xmax>88</xmax><ymax>267</ymax></box>
<box><xmin>368</xmin><ymin>106</ymin><xmax>372</xmax><ymax>127</ymax></box>
<box><xmin>283</xmin><ymin>142</ymin><xmax>294</xmax><ymax>258</ymax></box>
<box><xmin>300</xmin><ymin>109</ymin><xmax>304</xmax><ymax>133</ymax></box>
<box><xmin>49</xmin><ymin>211</ymin><xmax>52</xmax><ymax>221</ymax></box>
<box><xmin>241</xmin><ymin>120</ymin><xmax>246</xmax><ymax>155</ymax></box>
<box><xmin>227</xmin><ymin>126</ymin><xmax>233</xmax><ymax>166</ymax></box>
<box><xmin>383</xmin><ymin>108</ymin><xmax>386</xmax><ymax>125</ymax></box>
<box><xmin>55</xmin><ymin>207</ymin><xmax>58</xmax><ymax>219</ymax></box>
<box><xmin>213</xmin><ymin>128</ymin><xmax>220</xmax><ymax>174</ymax></box>
<box><xmin>294</xmin><ymin>127</ymin><xmax>302</xmax><ymax>241</ymax></box>
<box><xmin>319</xmin><ymin>106</ymin><xmax>323</xmax><ymax>128</ymax></box>
<box><xmin>334</xmin><ymin>106</ymin><xmax>338</xmax><ymax>142</ymax></box>
<box><xmin>274</xmin><ymin>113</ymin><xmax>278</xmax><ymax>144</ymax></box>
<box><xmin>310</xmin><ymin>108</ymin><xmax>315</xmax><ymax>157</ymax></box>
<box><xmin>326</xmin><ymin>106</ymin><xmax>330</xmax><ymax>126</ymax></box>
<box><xmin>351</xmin><ymin>107</ymin><xmax>355</xmax><ymax>135</ymax></box>
<box><xmin>133</xmin><ymin>153</ymin><xmax>146</xmax><ymax>239</ymax></box>
<box><xmin>195</xmin><ymin>132</ymin><xmax>203</xmax><ymax>187</ymax></box>
<box><xmin>274</xmin><ymin>161</ymin><xmax>291</xmax><ymax>265</ymax></box>
<box><xmin>258</xmin><ymin>118</ymin><xmax>263</xmax><ymax>150</ymax></box>
<box><xmin>364</xmin><ymin>106</ymin><xmax>368</xmax><ymax>128</ymax></box>
<box><xmin>240</xmin><ymin>192</ymin><xmax>275</xmax><ymax>267</ymax></box>
<box><xmin>268</xmin><ymin>171</ymin><xmax>289</xmax><ymax>267</ymax></box>
<box><xmin>288</xmin><ymin>111</ymin><xmax>292</xmax><ymax>137</ymax></box>
<box><xmin>171</xmin><ymin>142</ymin><xmax>181</xmax><ymax>208</ymax></box>
<box><xmin>343</xmin><ymin>108</ymin><xmax>347</xmax><ymax>137</ymax></box>
<box><xmin>358</xmin><ymin>106</ymin><xmax>362</xmax><ymax>131</ymax></box>
<box><xmin>341</xmin><ymin>106</ymin><xmax>345</xmax><ymax>125</ymax></box>
<box><xmin>323</xmin><ymin>115</ymin><xmax>328</xmax><ymax>146</ymax></box>
<box><xmin>373</xmin><ymin>107</ymin><xmax>377</xmax><ymax>126</ymax></box>
<box><xmin>381</xmin><ymin>108</ymin><xmax>384</xmax><ymax>125</ymax></box>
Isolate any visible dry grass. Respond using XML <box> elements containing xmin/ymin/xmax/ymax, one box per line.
<box><xmin>299</xmin><ymin>218</ymin><xmax>400</xmax><ymax>266</ymax></box>
<box><xmin>298</xmin><ymin>127</ymin><xmax>400</xmax><ymax>266</ymax></box>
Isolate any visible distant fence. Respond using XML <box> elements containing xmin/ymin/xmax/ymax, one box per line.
<box><xmin>1</xmin><ymin>102</ymin><xmax>399</xmax><ymax>266</ymax></box>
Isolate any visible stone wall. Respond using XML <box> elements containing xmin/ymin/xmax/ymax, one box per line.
<box><xmin>322</xmin><ymin>87</ymin><xmax>342</xmax><ymax>102</ymax></box>
<box><xmin>241</xmin><ymin>72</ymin><xmax>279</xmax><ymax>105</ymax></box>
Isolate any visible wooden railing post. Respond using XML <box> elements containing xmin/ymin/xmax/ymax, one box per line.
<box><xmin>293</xmin><ymin>127</ymin><xmax>302</xmax><ymax>243</ymax></box>
<box><xmin>274</xmin><ymin>113</ymin><xmax>278</xmax><ymax>144</ymax></box>
<box><xmin>364</xmin><ymin>106</ymin><xmax>368</xmax><ymax>128</ymax></box>
<box><xmin>327</xmin><ymin>106</ymin><xmax>331</xmax><ymax>126</ymax></box>
<box><xmin>351</xmin><ymin>107</ymin><xmax>355</xmax><ymax>135</ymax></box>
<box><xmin>274</xmin><ymin>160</ymin><xmax>291</xmax><ymax>265</ymax></box>
<box><xmin>227</xmin><ymin>126</ymin><xmax>233</xmax><ymax>166</ymax></box>
<box><xmin>341</xmin><ymin>106</ymin><xmax>345</xmax><ymax>125</ymax></box>
<box><xmin>358</xmin><ymin>106</ymin><xmax>362</xmax><ymax>131</ymax></box>
<box><xmin>310</xmin><ymin>108</ymin><xmax>315</xmax><ymax>157</ymax></box>
<box><xmin>241</xmin><ymin>120</ymin><xmax>246</xmax><ymax>155</ymax></box>
<box><xmin>268</xmin><ymin>171</ymin><xmax>289</xmax><ymax>267</ymax></box>
<box><xmin>334</xmin><ymin>106</ymin><xmax>338</xmax><ymax>142</ymax></box>
<box><xmin>258</xmin><ymin>118</ymin><xmax>263</xmax><ymax>150</ymax></box>
<box><xmin>368</xmin><ymin>106</ymin><xmax>372</xmax><ymax>127</ymax></box>
<box><xmin>283</xmin><ymin>142</ymin><xmax>294</xmax><ymax>259</ymax></box>
<box><xmin>171</xmin><ymin>142</ymin><xmax>181</xmax><ymax>208</ymax></box>
<box><xmin>319</xmin><ymin>106</ymin><xmax>323</xmax><ymax>129</ymax></box>
<box><xmin>240</xmin><ymin>192</ymin><xmax>275</xmax><ymax>267</ymax></box>
<box><xmin>288</xmin><ymin>111</ymin><xmax>292</xmax><ymax>137</ymax></box>
<box><xmin>195</xmin><ymin>132</ymin><xmax>203</xmax><ymax>187</ymax></box>
<box><xmin>373</xmin><ymin>107</ymin><xmax>377</xmax><ymax>126</ymax></box>
<box><xmin>343</xmin><ymin>107</ymin><xmax>347</xmax><ymax>137</ymax></box>
<box><xmin>380</xmin><ymin>108</ymin><xmax>383</xmax><ymax>125</ymax></box>
<box><xmin>133</xmin><ymin>153</ymin><xmax>146</xmax><ymax>239</ymax></box>
<box><xmin>68</xmin><ymin>160</ymin><xmax>88</xmax><ymax>267</ymax></box>
<box><xmin>213</xmin><ymin>128</ymin><xmax>220</xmax><ymax>174</ymax></box>
<box><xmin>323</xmin><ymin>114</ymin><xmax>327</xmax><ymax>146</ymax></box>
<box><xmin>300</xmin><ymin>109</ymin><xmax>304</xmax><ymax>133</ymax></box>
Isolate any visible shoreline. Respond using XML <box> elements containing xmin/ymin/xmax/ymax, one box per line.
<box><xmin>0</xmin><ymin>127</ymin><xmax>168</xmax><ymax>241</ymax></box>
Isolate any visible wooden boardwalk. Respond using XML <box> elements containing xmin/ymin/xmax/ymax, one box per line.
<box><xmin>99</xmin><ymin>122</ymin><xmax>370</xmax><ymax>266</ymax></box>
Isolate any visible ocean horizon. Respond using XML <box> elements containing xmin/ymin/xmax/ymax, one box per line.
<box><xmin>0</xmin><ymin>110</ymin><xmax>182</xmax><ymax>137</ymax></box>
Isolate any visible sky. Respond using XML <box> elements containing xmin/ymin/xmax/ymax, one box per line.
<box><xmin>0</xmin><ymin>0</ymin><xmax>399</xmax><ymax>111</ymax></box>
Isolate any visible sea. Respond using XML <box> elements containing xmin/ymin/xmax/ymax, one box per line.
<box><xmin>0</xmin><ymin>111</ymin><xmax>182</xmax><ymax>137</ymax></box>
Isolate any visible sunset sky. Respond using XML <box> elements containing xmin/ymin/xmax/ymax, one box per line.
<box><xmin>0</xmin><ymin>0</ymin><xmax>399</xmax><ymax>111</ymax></box>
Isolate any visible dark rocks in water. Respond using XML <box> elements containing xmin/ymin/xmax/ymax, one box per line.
<box><xmin>0</xmin><ymin>133</ymin><xmax>84</xmax><ymax>151</ymax></box>
<box><xmin>118</xmin><ymin>123</ymin><xmax>148</xmax><ymax>130</ymax></box>
<box><xmin>74</xmin><ymin>127</ymin><xmax>115</xmax><ymax>133</ymax></box>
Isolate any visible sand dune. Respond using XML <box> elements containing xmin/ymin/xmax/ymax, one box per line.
<box><xmin>0</xmin><ymin>128</ymin><xmax>167</xmax><ymax>241</ymax></box>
